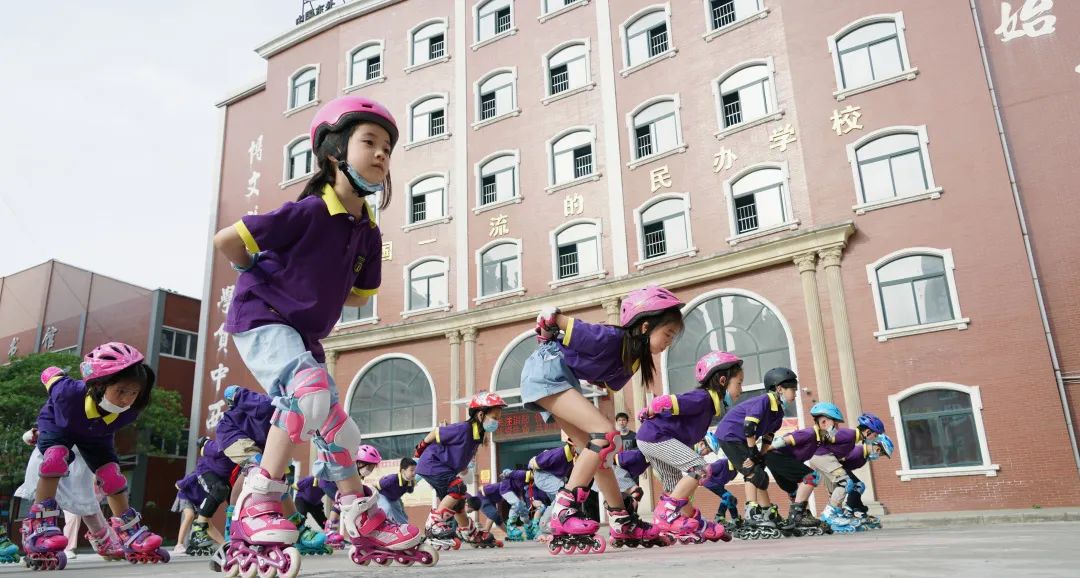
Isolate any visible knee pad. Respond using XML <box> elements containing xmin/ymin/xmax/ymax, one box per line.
<box><xmin>39</xmin><ymin>446</ymin><xmax>70</xmax><ymax>478</ymax></box>
<box><xmin>95</xmin><ymin>462</ymin><xmax>128</xmax><ymax>496</ymax></box>
<box><xmin>312</xmin><ymin>404</ymin><xmax>364</xmax><ymax>480</ymax></box>
<box><xmin>687</xmin><ymin>464</ymin><xmax>709</xmax><ymax>485</ymax></box>
<box><xmin>447</xmin><ymin>477</ymin><xmax>468</xmax><ymax>501</ymax></box>
<box><xmin>586</xmin><ymin>431</ymin><xmax>621</xmax><ymax>469</ymax></box>
<box><xmin>801</xmin><ymin>471</ymin><xmax>820</xmax><ymax>487</ymax></box>
<box><xmin>744</xmin><ymin>464</ymin><xmax>769</xmax><ymax>490</ymax></box>
<box><xmin>273</xmin><ymin>367</ymin><xmax>333</xmax><ymax>443</ymax></box>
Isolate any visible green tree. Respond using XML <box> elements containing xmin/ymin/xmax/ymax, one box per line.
<box><xmin>0</xmin><ymin>353</ymin><xmax>188</xmax><ymax>490</ymax></box>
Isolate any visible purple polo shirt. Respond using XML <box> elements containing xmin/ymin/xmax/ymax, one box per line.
<box><xmin>376</xmin><ymin>472</ymin><xmax>415</xmax><ymax>502</ymax></box>
<box><xmin>196</xmin><ymin>439</ymin><xmax>236</xmax><ymax>480</ymax></box>
<box><xmin>175</xmin><ymin>472</ymin><xmax>207</xmax><ymax>505</ymax></box>
<box><xmin>713</xmin><ymin>392</ymin><xmax>785</xmax><ymax>444</ymax></box>
<box><xmin>532</xmin><ymin>445</ymin><xmax>575</xmax><ymax>479</ymax></box>
<box><xmin>558</xmin><ymin>318</ymin><xmax>636</xmax><ymax>391</ymax></box>
<box><xmin>225</xmin><ymin>185</ymin><xmax>382</xmax><ymax>362</ymax></box>
<box><xmin>637</xmin><ymin>389</ymin><xmax>723</xmax><ymax>447</ymax></box>
<box><xmin>294</xmin><ymin>476</ymin><xmax>322</xmax><ymax>505</ymax></box>
<box><xmin>498</xmin><ymin>469</ymin><xmax>534</xmax><ymax>501</ymax></box>
<box><xmin>703</xmin><ymin>458</ymin><xmax>736</xmax><ymax>492</ymax></box>
<box><xmin>215</xmin><ymin>388</ymin><xmax>274</xmax><ymax>452</ymax></box>
<box><xmin>36</xmin><ymin>375</ymin><xmax>140</xmax><ymax>440</ymax></box>
<box><xmin>841</xmin><ymin>444</ymin><xmax>871</xmax><ymax>471</ymax></box>
<box><xmin>478</xmin><ymin>483</ymin><xmax>505</xmax><ymax>506</ymax></box>
<box><xmin>615</xmin><ymin>450</ymin><xmax>649</xmax><ymax>479</ymax></box>
<box><xmin>416</xmin><ymin>421</ymin><xmax>483</xmax><ymax>478</ymax></box>
<box><xmin>816</xmin><ymin>428</ymin><xmax>863</xmax><ymax>459</ymax></box>
<box><xmin>775</xmin><ymin>426</ymin><xmax>826</xmax><ymax>463</ymax></box>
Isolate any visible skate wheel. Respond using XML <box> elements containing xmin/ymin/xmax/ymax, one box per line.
<box><xmin>591</xmin><ymin>537</ymin><xmax>607</xmax><ymax>554</ymax></box>
<box><xmin>278</xmin><ymin>547</ymin><xmax>301</xmax><ymax>578</ymax></box>
<box><xmin>374</xmin><ymin>556</ymin><xmax>391</xmax><ymax>566</ymax></box>
<box><xmin>451</xmin><ymin>538</ymin><xmax>461</xmax><ymax>550</ymax></box>
<box><xmin>224</xmin><ymin>560</ymin><xmax>241</xmax><ymax>578</ymax></box>
<box><xmin>258</xmin><ymin>565</ymin><xmax>278</xmax><ymax>578</ymax></box>
<box><xmin>579</xmin><ymin>543</ymin><xmax>591</xmax><ymax>554</ymax></box>
<box><xmin>158</xmin><ymin>548</ymin><xmax>171</xmax><ymax>563</ymax></box>
<box><xmin>56</xmin><ymin>551</ymin><xmax>67</xmax><ymax>570</ymax></box>
<box><xmin>241</xmin><ymin>561</ymin><xmax>260</xmax><ymax>578</ymax></box>
<box><xmin>418</xmin><ymin>543</ymin><xmax>439</xmax><ymax>566</ymax></box>
<box><xmin>547</xmin><ymin>543</ymin><xmax>562</xmax><ymax>556</ymax></box>
<box><xmin>395</xmin><ymin>554</ymin><xmax>415</xmax><ymax>566</ymax></box>
<box><xmin>563</xmin><ymin>544</ymin><xmax>576</xmax><ymax>555</ymax></box>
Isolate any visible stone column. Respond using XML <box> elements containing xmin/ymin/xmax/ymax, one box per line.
<box><xmin>461</xmin><ymin>328</ymin><xmax>479</xmax><ymax>493</ymax></box>
<box><xmin>794</xmin><ymin>252</ymin><xmax>833</xmax><ymax>403</ymax></box>
<box><xmin>601</xmin><ymin>297</ymin><xmax>627</xmax><ymax>416</ymax></box>
<box><xmin>447</xmin><ymin>331</ymin><xmax>462</xmax><ymax>423</ymax></box>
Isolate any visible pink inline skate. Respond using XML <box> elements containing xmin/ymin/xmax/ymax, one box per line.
<box><xmin>607</xmin><ymin>505</ymin><xmax>672</xmax><ymax>548</ymax></box>
<box><xmin>548</xmin><ymin>487</ymin><xmax>605</xmax><ymax>555</ymax></box>
<box><xmin>340</xmin><ymin>486</ymin><xmax>438</xmax><ymax>567</ymax></box>
<box><xmin>222</xmin><ymin>468</ymin><xmax>300</xmax><ymax>578</ymax></box>
<box><xmin>20</xmin><ymin>498</ymin><xmax>68</xmax><ymax>570</ymax></box>
<box><xmin>110</xmin><ymin>507</ymin><xmax>170</xmax><ymax>564</ymax></box>
<box><xmin>324</xmin><ymin>512</ymin><xmax>346</xmax><ymax>550</ymax></box>
<box><xmin>689</xmin><ymin>507</ymin><xmax>731</xmax><ymax>543</ymax></box>
<box><xmin>423</xmin><ymin>507</ymin><xmax>461</xmax><ymax>550</ymax></box>
<box><xmin>86</xmin><ymin>524</ymin><xmax>126</xmax><ymax>561</ymax></box>
<box><xmin>652</xmin><ymin>494</ymin><xmax>702</xmax><ymax>544</ymax></box>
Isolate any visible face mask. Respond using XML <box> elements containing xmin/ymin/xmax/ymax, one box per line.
<box><xmin>99</xmin><ymin>398</ymin><xmax>131</xmax><ymax>414</ymax></box>
<box><xmin>723</xmin><ymin>392</ymin><xmax>735</xmax><ymax>407</ymax></box>
<box><xmin>617</xmin><ymin>425</ymin><xmax>628</xmax><ymax>434</ymax></box>
<box><xmin>358</xmin><ymin>464</ymin><xmax>375</xmax><ymax>477</ymax></box>
<box><xmin>338</xmin><ymin>160</ymin><xmax>384</xmax><ymax>196</ymax></box>
<box><xmin>483</xmin><ymin>419</ymin><xmax>500</xmax><ymax>433</ymax></box>
<box><xmin>778</xmin><ymin>396</ymin><xmax>789</xmax><ymax>411</ymax></box>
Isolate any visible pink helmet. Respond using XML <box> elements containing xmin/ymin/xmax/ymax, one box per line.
<box><xmin>695</xmin><ymin>351</ymin><xmax>743</xmax><ymax>384</ymax></box>
<box><xmin>469</xmin><ymin>392</ymin><xmax>508</xmax><ymax>410</ymax></box>
<box><xmin>355</xmin><ymin>444</ymin><xmax>382</xmax><ymax>465</ymax></box>
<box><xmin>310</xmin><ymin>96</ymin><xmax>399</xmax><ymax>152</ymax></box>
<box><xmin>80</xmin><ymin>342</ymin><xmax>144</xmax><ymax>380</ymax></box>
<box><xmin>620</xmin><ymin>285</ymin><xmax>684</xmax><ymax>328</ymax></box>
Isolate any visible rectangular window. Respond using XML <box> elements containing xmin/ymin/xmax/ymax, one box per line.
<box><xmin>572</xmin><ymin>146</ymin><xmax>592</xmax><ymax>178</ymax></box>
<box><xmin>411</xmin><ymin>195</ymin><xmax>427</xmax><ymax>223</ymax></box>
<box><xmin>495</xmin><ymin>7</ymin><xmax>511</xmax><ymax>34</ymax></box>
<box><xmin>160</xmin><ymin>327</ymin><xmax>197</xmax><ymax>361</ymax></box>
<box><xmin>711</xmin><ymin>0</ymin><xmax>737</xmax><ymax>30</ymax></box>
<box><xmin>481</xmin><ymin>175</ymin><xmax>498</xmax><ymax>205</ymax></box>
<box><xmin>341</xmin><ymin>299</ymin><xmax>375</xmax><ymax>323</ymax></box>
<box><xmin>643</xmin><ymin>221</ymin><xmax>666</xmax><ymax>259</ymax></box>
<box><xmin>648</xmin><ymin>25</ymin><xmax>668</xmax><ymax>57</ymax></box>
<box><xmin>550</xmin><ymin>64</ymin><xmax>569</xmax><ymax>94</ymax></box>
<box><xmin>429</xmin><ymin>34</ymin><xmax>445</xmax><ymax>60</ymax></box>
<box><xmin>635</xmin><ymin>126</ymin><xmax>653</xmax><ymax>158</ymax></box>
<box><xmin>733</xmin><ymin>195</ymin><xmax>757</xmax><ymax>234</ymax></box>
<box><xmin>429</xmin><ymin>110</ymin><xmax>445</xmax><ymax>136</ymax></box>
<box><xmin>366</xmin><ymin>56</ymin><xmax>381</xmax><ymax>80</ymax></box>
<box><xmin>557</xmin><ymin>245</ymin><xmax>579</xmax><ymax>279</ymax></box>
<box><xmin>480</xmin><ymin>92</ymin><xmax>497</xmax><ymax>120</ymax></box>
<box><xmin>721</xmin><ymin>91</ymin><xmax>742</xmax><ymax>127</ymax></box>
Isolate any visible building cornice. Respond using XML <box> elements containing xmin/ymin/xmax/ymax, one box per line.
<box><xmin>255</xmin><ymin>0</ymin><xmax>405</xmax><ymax>59</ymax></box>
<box><xmin>215</xmin><ymin>80</ymin><xmax>267</xmax><ymax>108</ymax></box>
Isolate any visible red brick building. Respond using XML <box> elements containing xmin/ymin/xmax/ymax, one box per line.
<box><xmin>0</xmin><ymin>260</ymin><xmax>200</xmax><ymax>542</ymax></box>
<box><xmin>193</xmin><ymin>0</ymin><xmax>1080</xmax><ymax>521</ymax></box>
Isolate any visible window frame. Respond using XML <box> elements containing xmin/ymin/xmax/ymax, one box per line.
<box><xmin>722</xmin><ymin>161</ymin><xmax>797</xmax><ymax>244</ymax></box>
<box><xmin>542</xmin><ymin>40</ymin><xmax>593</xmax><ymax>100</ymax></box>
<box><xmin>407</xmin><ymin>19</ymin><xmax>450</xmax><ymax>69</ymax></box>
<box><xmin>474</xmin><ymin>150</ymin><xmax>521</xmax><ymax>212</ymax></box>
<box><xmin>405</xmin><ymin>172</ymin><xmax>450</xmax><ymax>228</ymax></box>
<box><xmin>159</xmin><ymin>326</ymin><xmax>198</xmax><ymax>361</ymax></box>
<box><xmin>888</xmin><ymin>382</ymin><xmax>999</xmax><ymax>481</ymax></box>
<box><xmin>475</xmin><ymin>238</ymin><xmax>525</xmax><ymax>302</ymax></box>
<box><xmin>282</xmin><ymin>134</ymin><xmax>314</xmax><ymax>185</ymax></box>
<box><xmin>549</xmin><ymin>218</ymin><xmax>605</xmax><ymax>286</ymax></box>
<box><xmin>407</xmin><ymin>93</ymin><xmax>450</xmax><ymax>146</ymax></box>
<box><xmin>619</xmin><ymin>4</ymin><xmax>676</xmax><ymax>75</ymax></box>
<box><xmin>474</xmin><ymin>0</ymin><xmax>518</xmax><ymax>48</ymax></box>
<box><xmin>701</xmin><ymin>0</ymin><xmax>766</xmax><ymax>36</ymax></box>
<box><xmin>866</xmin><ymin>247</ymin><xmax>969</xmax><ymax>341</ymax></box>
<box><xmin>403</xmin><ymin>256</ymin><xmax>451</xmax><ymax>315</ymax></box>
<box><xmin>343</xmin><ymin>354</ymin><xmax>438</xmax><ymax>446</ymax></box>
<box><xmin>286</xmin><ymin>64</ymin><xmax>320</xmax><ymax>113</ymax></box>
<box><xmin>827</xmin><ymin>12</ymin><xmax>917</xmax><ymax>99</ymax></box>
<box><xmin>338</xmin><ymin>295</ymin><xmax>379</xmax><ymax>328</ymax></box>
<box><xmin>711</xmin><ymin>58</ymin><xmax>781</xmax><ymax>136</ymax></box>
<box><xmin>546</xmin><ymin>126</ymin><xmax>598</xmax><ymax>189</ymax></box>
<box><xmin>346</xmin><ymin>41</ymin><xmax>385</xmax><ymax>88</ymax></box>
<box><xmin>632</xmin><ymin>192</ymin><xmax>696</xmax><ymax>268</ymax></box>
<box><xmin>846</xmin><ymin>125</ymin><xmax>941</xmax><ymax>214</ymax></box>
<box><xmin>626</xmin><ymin>95</ymin><xmax>686</xmax><ymax>165</ymax></box>
<box><xmin>473</xmin><ymin>67</ymin><xmax>520</xmax><ymax>127</ymax></box>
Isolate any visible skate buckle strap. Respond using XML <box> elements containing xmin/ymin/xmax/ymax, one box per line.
<box><xmin>246</xmin><ymin>501</ymin><xmax>284</xmax><ymax>517</ymax></box>
<box><xmin>33</xmin><ymin>508</ymin><xmax>61</xmax><ymax>519</ymax></box>
<box><xmin>120</xmin><ymin>525</ymin><xmax>150</xmax><ymax>549</ymax></box>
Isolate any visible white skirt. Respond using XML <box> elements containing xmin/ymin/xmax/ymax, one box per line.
<box><xmin>15</xmin><ymin>448</ymin><xmax>105</xmax><ymax>516</ymax></box>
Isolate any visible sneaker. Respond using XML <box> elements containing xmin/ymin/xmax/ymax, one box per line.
<box><xmin>63</xmin><ymin>550</ymin><xmax>77</xmax><ymax>560</ymax></box>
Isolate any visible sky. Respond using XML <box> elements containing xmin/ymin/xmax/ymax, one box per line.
<box><xmin>0</xmin><ymin>0</ymin><xmax>302</xmax><ymax>298</ymax></box>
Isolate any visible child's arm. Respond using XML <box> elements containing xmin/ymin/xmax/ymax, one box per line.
<box><xmin>213</xmin><ymin>226</ymin><xmax>257</xmax><ymax>271</ymax></box>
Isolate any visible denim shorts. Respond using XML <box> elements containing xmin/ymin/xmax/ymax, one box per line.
<box><xmin>532</xmin><ymin>470</ymin><xmax>564</xmax><ymax>497</ymax></box>
<box><xmin>520</xmin><ymin>341</ymin><xmax>582</xmax><ymax>423</ymax></box>
<box><xmin>231</xmin><ymin>324</ymin><xmax>341</xmax><ymax>409</ymax></box>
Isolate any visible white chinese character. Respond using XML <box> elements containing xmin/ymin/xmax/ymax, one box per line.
<box><xmin>381</xmin><ymin>241</ymin><xmax>393</xmax><ymax>261</ymax></box>
<box><xmin>712</xmin><ymin>148</ymin><xmax>738</xmax><ymax>173</ymax></box>
<box><xmin>563</xmin><ymin>193</ymin><xmax>584</xmax><ymax>217</ymax></box>
<box><xmin>489</xmin><ymin>214</ymin><xmax>509</xmax><ymax>237</ymax></box>
<box><xmin>205</xmin><ymin>399</ymin><xmax>227</xmax><ymax>430</ymax></box>
<box><xmin>995</xmin><ymin>0</ymin><xmax>1055</xmax><ymax>42</ymax></box>
<box><xmin>246</xmin><ymin>172</ymin><xmax>261</xmax><ymax>199</ymax></box>
<box><xmin>209</xmin><ymin>363</ymin><xmax>230</xmax><ymax>394</ymax></box>
<box><xmin>7</xmin><ymin>337</ymin><xmax>19</xmax><ymax>359</ymax></box>
<box><xmin>248</xmin><ymin>135</ymin><xmax>264</xmax><ymax>167</ymax></box>
<box><xmin>218</xmin><ymin>285</ymin><xmax>235</xmax><ymax>315</ymax></box>
<box><xmin>213</xmin><ymin>323</ymin><xmax>229</xmax><ymax>354</ymax></box>
<box><xmin>769</xmin><ymin>124</ymin><xmax>797</xmax><ymax>152</ymax></box>
<box><xmin>40</xmin><ymin>326</ymin><xmax>58</xmax><ymax>351</ymax></box>
<box><xmin>830</xmin><ymin>106</ymin><xmax>864</xmax><ymax>136</ymax></box>
<box><xmin>649</xmin><ymin>166</ymin><xmax>672</xmax><ymax>193</ymax></box>
<box><xmin>246</xmin><ymin>206</ymin><xmax>259</xmax><ymax>216</ymax></box>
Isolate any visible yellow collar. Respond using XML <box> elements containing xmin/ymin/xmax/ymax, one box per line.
<box><xmin>767</xmin><ymin>392</ymin><xmax>779</xmax><ymax>412</ymax></box>
<box><xmin>471</xmin><ymin>421</ymin><xmax>482</xmax><ymax>441</ymax></box>
<box><xmin>708</xmin><ymin>390</ymin><xmax>721</xmax><ymax>416</ymax></box>
<box><xmin>563</xmin><ymin>444</ymin><xmax>574</xmax><ymax>462</ymax></box>
<box><xmin>322</xmin><ymin>184</ymin><xmax>376</xmax><ymax>225</ymax></box>
<box><xmin>398</xmin><ymin>472</ymin><xmax>413</xmax><ymax>487</ymax></box>
<box><xmin>84</xmin><ymin>395</ymin><xmax>119</xmax><ymax>424</ymax></box>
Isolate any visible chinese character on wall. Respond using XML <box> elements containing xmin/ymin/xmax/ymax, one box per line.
<box><xmin>218</xmin><ymin>285</ymin><xmax>235</xmax><ymax>315</ymax></box>
<box><xmin>830</xmin><ymin>106</ymin><xmax>864</xmax><ymax>136</ymax></box>
<box><xmin>40</xmin><ymin>326</ymin><xmax>58</xmax><ymax>351</ymax></box>
<box><xmin>650</xmin><ymin>166</ymin><xmax>672</xmax><ymax>193</ymax></box>
<box><xmin>713</xmin><ymin>148</ymin><xmax>737</xmax><ymax>173</ymax></box>
<box><xmin>995</xmin><ymin>0</ymin><xmax>1055</xmax><ymax>42</ymax></box>
<box><xmin>205</xmin><ymin>399</ymin><xmax>227</xmax><ymax>430</ymax></box>
<box><xmin>563</xmin><ymin>193</ymin><xmax>584</xmax><ymax>217</ymax></box>
<box><xmin>209</xmin><ymin>363</ymin><xmax>230</xmax><ymax>394</ymax></box>
<box><xmin>489</xmin><ymin>214</ymin><xmax>509</xmax><ymax>237</ymax></box>
<box><xmin>769</xmin><ymin>124</ymin><xmax>797</xmax><ymax>152</ymax></box>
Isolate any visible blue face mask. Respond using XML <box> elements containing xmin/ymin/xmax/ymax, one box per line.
<box><xmin>339</xmin><ymin>160</ymin><xmax>385</xmax><ymax>196</ymax></box>
<box><xmin>778</xmin><ymin>396</ymin><xmax>789</xmax><ymax>411</ymax></box>
<box><xmin>483</xmin><ymin>419</ymin><xmax>500</xmax><ymax>433</ymax></box>
<box><xmin>723</xmin><ymin>392</ymin><xmax>734</xmax><ymax>407</ymax></box>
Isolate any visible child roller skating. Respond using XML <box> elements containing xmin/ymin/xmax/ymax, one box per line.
<box><xmin>523</xmin><ymin>287</ymin><xmax>685</xmax><ymax>555</ymax></box>
<box><xmin>812</xmin><ymin>412</ymin><xmax>888</xmax><ymax>534</ymax></box>
<box><xmin>840</xmin><ymin>435</ymin><xmax>894</xmax><ymax>529</ymax></box>
<box><xmin>24</xmin><ymin>345</ymin><xmax>168</xmax><ymax>569</ymax></box>
<box><xmin>463</xmin><ymin>498</ymin><xmax>504</xmax><ymax>549</ymax></box>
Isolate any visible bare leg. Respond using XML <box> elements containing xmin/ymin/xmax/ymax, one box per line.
<box><xmin>539</xmin><ymin>390</ymin><xmax>622</xmax><ymax>510</ymax></box>
<box><xmin>106</xmin><ymin>493</ymin><xmax>130</xmax><ymax>517</ymax></box>
<box><xmin>35</xmin><ymin>477</ymin><xmax>60</xmax><ymax>502</ymax></box>
<box><xmin>208</xmin><ymin>523</ymin><xmax>226</xmax><ymax>545</ymax></box>
<box><xmin>175</xmin><ymin>507</ymin><xmax>195</xmax><ymax>549</ymax></box>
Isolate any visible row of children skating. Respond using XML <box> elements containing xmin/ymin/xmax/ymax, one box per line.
<box><xmin>4</xmin><ymin>95</ymin><xmax>892</xmax><ymax>576</ymax></box>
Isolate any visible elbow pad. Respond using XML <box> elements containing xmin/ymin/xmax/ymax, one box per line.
<box><xmin>649</xmin><ymin>395</ymin><xmax>675</xmax><ymax>416</ymax></box>
<box><xmin>743</xmin><ymin>420</ymin><xmax>759</xmax><ymax>438</ymax></box>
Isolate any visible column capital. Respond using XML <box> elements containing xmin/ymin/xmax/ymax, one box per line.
<box><xmin>324</xmin><ymin>350</ymin><xmax>338</xmax><ymax>364</ymax></box>
<box><xmin>461</xmin><ymin>327</ymin><xmax>478</xmax><ymax>342</ymax></box>
<box><xmin>446</xmin><ymin>330</ymin><xmax>461</xmax><ymax>345</ymax></box>
<box><xmin>793</xmin><ymin>252</ymin><xmax>818</xmax><ymax>273</ymax></box>
<box><xmin>817</xmin><ymin>246</ymin><xmax>844</xmax><ymax>269</ymax></box>
<box><xmin>601</xmin><ymin>297</ymin><xmax>621</xmax><ymax>318</ymax></box>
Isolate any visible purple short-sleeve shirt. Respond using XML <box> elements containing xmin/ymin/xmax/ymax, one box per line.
<box><xmin>637</xmin><ymin>389</ymin><xmax>723</xmax><ymax>447</ymax></box>
<box><xmin>532</xmin><ymin>445</ymin><xmax>575</xmax><ymax>480</ymax></box>
<box><xmin>557</xmin><ymin>318</ymin><xmax>635</xmax><ymax>391</ymax></box>
<box><xmin>225</xmin><ymin>186</ymin><xmax>382</xmax><ymax>362</ymax></box>
<box><xmin>195</xmin><ymin>439</ymin><xmax>237</xmax><ymax>480</ymax></box>
<box><xmin>478</xmin><ymin>483</ymin><xmax>505</xmax><ymax>505</ymax></box>
<box><xmin>713</xmin><ymin>392</ymin><xmax>785</xmax><ymax>443</ymax></box>
<box><xmin>215</xmin><ymin>388</ymin><xmax>274</xmax><ymax>452</ymax></box>
<box><xmin>775</xmin><ymin>426</ymin><xmax>826</xmax><ymax>463</ymax></box>
<box><xmin>816</xmin><ymin>427</ymin><xmax>863</xmax><ymax>459</ymax></box>
<box><xmin>376</xmin><ymin>472</ymin><xmax>415</xmax><ymax>502</ymax></box>
<box><xmin>416</xmin><ymin>421</ymin><xmax>483</xmax><ymax>478</ymax></box>
<box><xmin>615</xmin><ymin>449</ymin><xmax>649</xmax><ymax>479</ymax></box>
<box><xmin>36</xmin><ymin>375</ymin><xmax>140</xmax><ymax>441</ymax></box>
<box><xmin>703</xmin><ymin>458</ymin><xmax>736</xmax><ymax>491</ymax></box>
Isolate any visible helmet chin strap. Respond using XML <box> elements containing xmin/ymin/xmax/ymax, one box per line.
<box><xmin>338</xmin><ymin>160</ymin><xmax>384</xmax><ymax>197</ymax></box>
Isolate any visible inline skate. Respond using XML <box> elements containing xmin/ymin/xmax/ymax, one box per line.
<box><xmin>608</xmin><ymin>504</ymin><xmax>671</xmax><ymax>548</ymax></box>
<box><xmin>547</xmin><ymin>487</ymin><xmax>605</xmax><ymax>555</ymax></box>
<box><xmin>731</xmin><ymin>503</ymin><xmax>782</xmax><ymax>540</ymax></box>
<box><xmin>220</xmin><ymin>468</ymin><xmax>301</xmax><ymax>578</ymax></box>
<box><xmin>110</xmin><ymin>507</ymin><xmax>170</xmax><ymax>564</ymax></box>
<box><xmin>21</xmin><ymin>499</ymin><xmax>67</xmax><ymax>570</ymax></box>
<box><xmin>340</xmin><ymin>487</ymin><xmax>438</xmax><ymax>567</ymax></box>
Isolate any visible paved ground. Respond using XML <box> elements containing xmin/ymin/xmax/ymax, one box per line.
<box><xmin>3</xmin><ymin>522</ymin><xmax>1077</xmax><ymax>577</ymax></box>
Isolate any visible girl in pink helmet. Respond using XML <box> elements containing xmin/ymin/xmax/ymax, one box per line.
<box><xmin>524</xmin><ymin>285</ymin><xmax>685</xmax><ymax>554</ymax></box>
<box><xmin>213</xmin><ymin>95</ymin><xmax>435</xmax><ymax>572</ymax></box>
<box><xmin>636</xmin><ymin>351</ymin><xmax>743</xmax><ymax>545</ymax></box>
<box><xmin>24</xmin><ymin>342</ymin><xmax>166</xmax><ymax>569</ymax></box>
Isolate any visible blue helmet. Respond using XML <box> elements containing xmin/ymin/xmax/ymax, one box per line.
<box><xmin>858</xmin><ymin>412</ymin><xmax>885</xmax><ymax>434</ymax></box>
<box><xmin>705</xmin><ymin>431</ymin><xmax>721</xmax><ymax>454</ymax></box>
<box><xmin>224</xmin><ymin>385</ymin><xmax>242</xmax><ymax>409</ymax></box>
<box><xmin>810</xmin><ymin>402</ymin><xmax>844</xmax><ymax>422</ymax></box>
<box><xmin>875</xmin><ymin>434</ymin><xmax>894</xmax><ymax>458</ymax></box>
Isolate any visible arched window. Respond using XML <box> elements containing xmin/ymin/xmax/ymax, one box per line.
<box><xmin>867</xmin><ymin>248</ymin><xmax>967</xmax><ymax>340</ymax></box>
<box><xmin>705</xmin><ymin>0</ymin><xmax>763</xmax><ymax>32</ymax></box>
<box><xmin>553</xmin><ymin>221</ymin><xmax>601</xmax><ymax>280</ymax></box>
<box><xmin>630</xmin><ymin>97</ymin><xmax>681</xmax><ymax>159</ymax></box>
<box><xmin>479</xmin><ymin>241</ymin><xmax>521</xmax><ymax>297</ymax></box>
<box><xmin>622</xmin><ymin>6</ymin><xmax>672</xmax><ymax>68</ymax></box>
<box><xmin>476</xmin><ymin>0</ymin><xmax>514</xmax><ymax>44</ymax></box>
<box><xmin>409</xmin><ymin>95</ymin><xmax>447</xmax><ymax>142</ymax></box>
<box><xmin>715</xmin><ymin>62</ymin><xmax>775</xmax><ymax>129</ymax></box>
<box><xmin>477</xmin><ymin>69</ymin><xmax>517</xmax><ymax>121</ymax></box>
<box><xmin>407</xmin><ymin>258</ymin><xmax>449</xmax><ymax>311</ymax></box>
<box><xmin>492</xmin><ymin>332</ymin><xmax>536</xmax><ymax>393</ymax></box>
<box><xmin>289</xmin><ymin>66</ymin><xmax>318</xmax><ymax>109</ymax></box>
<box><xmin>829</xmin><ymin>14</ymin><xmax>913</xmax><ymax>92</ymax></box>
<box><xmin>546</xmin><ymin>42</ymin><xmax>589</xmax><ymax>96</ymax></box>
<box><xmin>408</xmin><ymin>174</ymin><xmax>447</xmax><ymax>224</ymax></box>
<box><xmin>848</xmin><ymin>127</ymin><xmax>937</xmax><ymax>208</ymax></box>
<box><xmin>285</xmin><ymin>137</ymin><xmax>313</xmax><ymax>181</ymax></box>
<box><xmin>548</xmin><ymin>128</ymin><xmax>594</xmax><ymax>185</ymax></box>
<box><xmin>725</xmin><ymin>165</ymin><xmax>792</xmax><ymax>237</ymax></box>
<box><xmin>635</xmin><ymin>195</ymin><xmax>692</xmax><ymax>262</ymax></box>
<box><xmin>348</xmin><ymin>356</ymin><xmax>435</xmax><ymax>457</ymax></box>
<box><xmin>477</xmin><ymin>152</ymin><xmax>519</xmax><ymax>206</ymax></box>
<box><xmin>410</xmin><ymin>20</ymin><xmax>447</xmax><ymax>66</ymax></box>
<box><xmin>348</xmin><ymin>42</ymin><xmax>383</xmax><ymax>86</ymax></box>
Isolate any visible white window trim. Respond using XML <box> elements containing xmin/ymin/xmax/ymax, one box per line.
<box><xmin>404</xmin><ymin>133</ymin><xmax>453</xmax><ymax>151</ymax></box>
<box><xmin>473</xmin><ymin>66</ymin><xmax>519</xmax><ymax>127</ymax></box>
<box><xmin>546</xmin><ymin>125</ymin><xmax>597</xmax><ymax>187</ymax></box>
<box><xmin>632</xmin><ymin>192</ymin><xmax>697</xmax><ymax>268</ymax></box>
<box><xmin>280</xmin><ymin>134</ymin><xmax>314</xmax><ymax>186</ymax></box>
<box><xmin>711</xmin><ymin>57</ymin><xmax>781</xmax><ymax>136</ymax></box>
<box><xmin>475</xmin><ymin>237</ymin><xmax>525</xmax><ymax>302</ymax></box>
<box><xmin>344</xmin><ymin>76</ymin><xmax>388</xmax><ymax>94</ymax></box>
<box><xmin>285</xmin><ymin>64</ymin><xmax>321</xmax><ymax>113</ymax></box>
<box><xmin>405</xmin><ymin>171</ymin><xmax>451</xmax><ymax>226</ymax></box>
<box><xmin>402</xmin><ymin>256</ymin><xmax>452</xmax><ymax>315</ymax></box>
<box><xmin>866</xmin><ymin>247</ymin><xmax>970</xmax><ymax>341</ymax></box>
<box><xmin>626</xmin><ymin>94</ymin><xmax>686</xmax><ymax>166</ymax></box>
<box><xmin>160</xmin><ymin>326</ymin><xmax>198</xmax><ymax>361</ymax></box>
<box><xmin>473</xmin><ymin>0</ymin><xmax>518</xmax><ymax>49</ymax></box>
<box><xmin>846</xmin><ymin>125</ymin><xmax>940</xmax><ymax>214</ymax></box>
<box><xmin>888</xmin><ymin>382</ymin><xmax>999</xmax><ymax>481</ymax></box>
<box><xmin>343</xmin><ymin>353</ymin><xmax>438</xmax><ymax>433</ymax></box>
<box><xmin>827</xmin><ymin>12</ymin><xmax>915</xmax><ymax>96</ymax></box>
<box><xmin>474</xmin><ymin>149</ymin><xmax>521</xmax><ymax>211</ymax></box>
<box><xmin>345</xmin><ymin>40</ymin><xmax>385</xmax><ymax>88</ymax></box>
<box><xmin>545</xmin><ymin>172</ymin><xmax>603</xmax><ymax>194</ymax></box>
<box><xmin>723</xmin><ymin>161</ymin><xmax>799</xmax><ymax>245</ymax></box>
<box><xmin>539</xmin><ymin>0</ymin><xmax>589</xmax><ymax>23</ymax></box>
<box><xmin>406</xmin><ymin>92</ymin><xmax>450</xmax><ymax>145</ymax></box>
<box><xmin>619</xmin><ymin>3</ymin><xmax>674</xmax><ymax>71</ymax></box>
<box><xmin>549</xmin><ymin>217</ymin><xmax>606</xmax><ymax>285</ymax></box>
<box><xmin>542</xmin><ymin>39</ymin><xmax>594</xmax><ymax>99</ymax></box>
<box><xmin>407</xmin><ymin>18</ymin><xmax>449</xmax><ymax>68</ymax></box>
<box><xmin>336</xmin><ymin>295</ymin><xmax>379</xmax><ymax>329</ymax></box>
<box><xmin>701</xmin><ymin>0</ymin><xmax>769</xmax><ymax>41</ymax></box>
